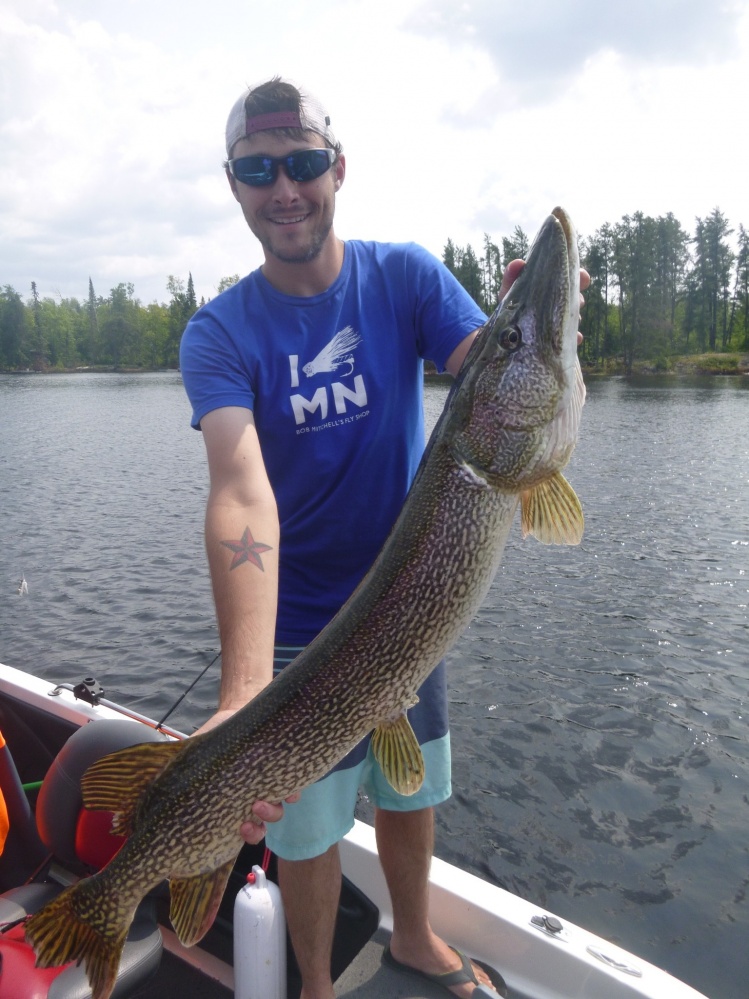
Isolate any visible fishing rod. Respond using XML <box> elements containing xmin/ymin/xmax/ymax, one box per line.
<box><xmin>155</xmin><ymin>649</ymin><xmax>222</xmax><ymax>730</ymax></box>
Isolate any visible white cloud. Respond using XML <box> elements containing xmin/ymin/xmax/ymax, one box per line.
<box><xmin>404</xmin><ymin>0</ymin><xmax>745</xmax><ymax>110</ymax></box>
<box><xmin>1</xmin><ymin>0</ymin><xmax>748</xmax><ymax>307</ymax></box>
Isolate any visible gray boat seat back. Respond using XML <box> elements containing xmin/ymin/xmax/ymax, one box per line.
<box><xmin>36</xmin><ymin>719</ymin><xmax>171</xmax><ymax>868</ymax></box>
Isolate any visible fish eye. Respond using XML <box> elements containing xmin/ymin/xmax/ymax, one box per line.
<box><xmin>500</xmin><ymin>325</ymin><xmax>523</xmax><ymax>352</ymax></box>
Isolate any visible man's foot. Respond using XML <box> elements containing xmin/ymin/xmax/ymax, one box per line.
<box><xmin>383</xmin><ymin>942</ymin><xmax>508</xmax><ymax>998</ymax></box>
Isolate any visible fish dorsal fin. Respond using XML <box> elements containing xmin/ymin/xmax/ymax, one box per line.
<box><xmin>521</xmin><ymin>472</ymin><xmax>584</xmax><ymax>545</ymax></box>
<box><xmin>371</xmin><ymin>713</ymin><xmax>425</xmax><ymax>796</ymax></box>
<box><xmin>82</xmin><ymin>740</ymin><xmax>185</xmax><ymax>836</ymax></box>
<box><xmin>170</xmin><ymin>858</ymin><xmax>237</xmax><ymax>946</ymax></box>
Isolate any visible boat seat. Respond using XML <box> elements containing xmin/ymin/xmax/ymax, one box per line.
<box><xmin>0</xmin><ymin>719</ymin><xmax>169</xmax><ymax>999</ymax></box>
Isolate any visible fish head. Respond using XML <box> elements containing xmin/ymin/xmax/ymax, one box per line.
<box><xmin>449</xmin><ymin>206</ymin><xmax>585</xmax><ymax>493</ymax></box>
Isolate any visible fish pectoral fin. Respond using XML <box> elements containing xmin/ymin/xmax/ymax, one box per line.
<box><xmin>371</xmin><ymin>713</ymin><xmax>425</xmax><ymax>796</ymax></box>
<box><xmin>170</xmin><ymin>858</ymin><xmax>237</xmax><ymax>947</ymax></box>
<box><xmin>82</xmin><ymin>740</ymin><xmax>186</xmax><ymax>836</ymax></box>
<box><xmin>521</xmin><ymin>472</ymin><xmax>584</xmax><ymax>545</ymax></box>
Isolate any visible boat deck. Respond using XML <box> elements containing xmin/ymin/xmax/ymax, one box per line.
<box><xmin>137</xmin><ymin>926</ymin><xmax>519</xmax><ymax>999</ymax></box>
<box><xmin>338</xmin><ymin>929</ymin><xmax>519</xmax><ymax>998</ymax></box>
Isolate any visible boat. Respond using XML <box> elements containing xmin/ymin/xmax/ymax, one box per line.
<box><xmin>0</xmin><ymin>660</ymin><xmax>709</xmax><ymax>999</ymax></box>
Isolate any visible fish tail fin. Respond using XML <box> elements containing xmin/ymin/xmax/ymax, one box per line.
<box><xmin>25</xmin><ymin>878</ymin><xmax>128</xmax><ymax>999</ymax></box>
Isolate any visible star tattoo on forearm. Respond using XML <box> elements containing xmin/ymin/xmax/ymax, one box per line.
<box><xmin>220</xmin><ymin>527</ymin><xmax>273</xmax><ymax>571</ymax></box>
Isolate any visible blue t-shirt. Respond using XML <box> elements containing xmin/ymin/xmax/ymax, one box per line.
<box><xmin>180</xmin><ymin>240</ymin><xmax>486</xmax><ymax>645</ymax></box>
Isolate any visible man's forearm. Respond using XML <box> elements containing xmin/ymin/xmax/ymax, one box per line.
<box><xmin>205</xmin><ymin>495</ymin><xmax>279</xmax><ymax>711</ymax></box>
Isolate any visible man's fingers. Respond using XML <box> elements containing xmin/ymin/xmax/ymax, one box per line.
<box><xmin>498</xmin><ymin>258</ymin><xmax>525</xmax><ymax>301</ymax></box>
<box><xmin>240</xmin><ymin>818</ymin><xmax>267</xmax><ymax>845</ymax></box>
<box><xmin>238</xmin><ymin>794</ymin><xmax>301</xmax><ymax>845</ymax></box>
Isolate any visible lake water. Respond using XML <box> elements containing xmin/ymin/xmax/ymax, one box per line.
<box><xmin>1</xmin><ymin>370</ymin><xmax>747</xmax><ymax>998</ymax></box>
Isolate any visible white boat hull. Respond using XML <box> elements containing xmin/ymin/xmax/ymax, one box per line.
<box><xmin>0</xmin><ymin>662</ymin><xmax>708</xmax><ymax>999</ymax></box>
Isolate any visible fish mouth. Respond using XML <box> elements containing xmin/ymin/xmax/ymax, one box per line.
<box><xmin>501</xmin><ymin>206</ymin><xmax>578</xmax><ymax>358</ymax></box>
<box><xmin>551</xmin><ymin>206</ymin><xmax>574</xmax><ymax>253</ymax></box>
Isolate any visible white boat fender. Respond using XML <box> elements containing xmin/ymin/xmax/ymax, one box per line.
<box><xmin>233</xmin><ymin>864</ymin><xmax>287</xmax><ymax>999</ymax></box>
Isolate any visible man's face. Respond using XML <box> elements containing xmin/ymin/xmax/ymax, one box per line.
<box><xmin>227</xmin><ymin>131</ymin><xmax>345</xmax><ymax>266</ymax></box>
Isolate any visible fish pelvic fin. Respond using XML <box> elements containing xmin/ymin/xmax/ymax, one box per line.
<box><xmin>25</xmin><ymin>879</ymin><xmax>127</xmax><ymax>999</ymax></box>
<box><xmin>169</xmin><ymin>857</ymin><xmax>237</xmax><ymax>946</ymax></box>
<box><xmin>371</xmin><ymin>713</ymin><xmax>425</xmax><ymax>796</ymax></box>
<box><xmin>82</xmin><ymin>740</ymin><xmax>185</xmax><ymax>836</ymax></box>
<box><xmin>521</xmin><ymin>472</ymin><xmax>584</xmax><ymax>545</ymax></box>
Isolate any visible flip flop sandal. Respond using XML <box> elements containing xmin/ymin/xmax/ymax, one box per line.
<box><xmin>382</xmin><ymin>944</ymin><xmax>508</xmax><ymax>997</ymax></box>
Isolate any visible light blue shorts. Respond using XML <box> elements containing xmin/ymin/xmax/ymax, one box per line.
<box><xmin>265</xmin><ymin>733</ymin><xmax>452</xmax><ymax>861</ymax></box>
<box><xmin>265</xmin><ymin>644</ymin><xmax>452</xmax><ymax>861</ymax></box>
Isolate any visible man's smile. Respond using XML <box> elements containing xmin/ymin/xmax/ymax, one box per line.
<box><xmin>270</xmin><ymin>214</ymin><xmax>309</xmax><ymax>226</ymax></box>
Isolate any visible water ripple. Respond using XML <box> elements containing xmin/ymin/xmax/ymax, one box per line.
<box><xmin>2</xmin><ymin>372</ymin><xmax>748</xmax><ymax>998</ymax></box>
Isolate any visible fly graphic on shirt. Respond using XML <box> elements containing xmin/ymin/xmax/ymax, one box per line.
<box><xmin>302</xmin><ymin>326</ymin><xmax>362</xmax><ymax>378</ymax></box>
<box><xmin>288</xmin><ymin>326</ymin><xmax>369</xmax><ymax>428</ymax></box>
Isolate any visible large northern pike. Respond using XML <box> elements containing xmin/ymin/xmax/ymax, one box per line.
<box><xmin>26</xmin><ymin>207</ymin><xmax>586</xmax><ymax>999</ymax></box>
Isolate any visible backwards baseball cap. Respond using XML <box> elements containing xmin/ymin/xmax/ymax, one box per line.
<box><xmin>225</xmin><ymin>79</ymin><xmax>337</xmax><ymax>157</ymax></box>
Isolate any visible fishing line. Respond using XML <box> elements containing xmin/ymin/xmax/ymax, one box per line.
<box><xmin>156</xmin><ymin>650</ymin><xmax>222</xmax><ymax>730</ymax></box>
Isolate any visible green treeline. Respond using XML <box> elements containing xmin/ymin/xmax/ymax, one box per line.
<box><xmin>0</xmin><ymin>274</ymin><xmax>235</xmax><ymax>372</ymax></box>
<box><xmin>444</xmin><ymin>208</ymin><xmax>749</xmax><ymax>374</ymax></box>
<box><xmin>1</xmin><ymin>208</ymin><xmax>747</xmax><ymax>373</ymax></box>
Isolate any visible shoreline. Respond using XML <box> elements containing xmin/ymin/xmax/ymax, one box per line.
<box><xmin>581</xmin><ymin>354</ymin><xmax>749</xmax><ymax>378</ymax></box>
<box><xmin>3</xmin><ymin>354</ymin><xmax>749</xmax><ymax>378</ymax></box>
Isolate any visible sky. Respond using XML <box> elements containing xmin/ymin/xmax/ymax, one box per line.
<box><xmin>1</xmin><ymin>0</ymin><xmax>748</xmax><ymax>306</ymax></box>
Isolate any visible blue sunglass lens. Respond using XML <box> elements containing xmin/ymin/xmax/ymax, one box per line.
<box><xmin>286</xmin><ymin>149</ymin><xmax>332</xmax><ymax>181</ymax></box>
<box><xmin>232</xmin><ymin>156</ymin><xmax>275</xmax><ymax>185</ymax></box>
<box><xmin>231</xmin><ymin>149</ymin><xmax>333</xmax><ymax>186</ymax></box>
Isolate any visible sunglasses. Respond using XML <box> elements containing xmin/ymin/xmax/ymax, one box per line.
<box><xmin>228</xmin><ymin>148</ymin><xmax>337</xmax><ymax>187</ymax></box>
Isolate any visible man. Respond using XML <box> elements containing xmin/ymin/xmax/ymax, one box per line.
<box><xmin>181</xmin><ymin>76</ymin><xmax>535</xmax><ymax>999</ymax></box>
